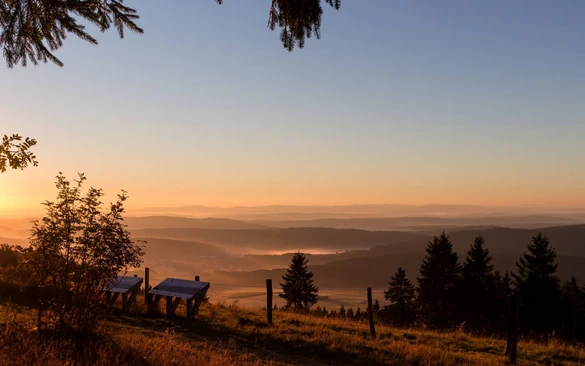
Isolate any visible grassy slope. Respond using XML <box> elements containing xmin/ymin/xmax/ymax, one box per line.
<box><xmin>1</xmin><ymin>301</ymin><xmax>584</xmax><ymax>366</ymax></box>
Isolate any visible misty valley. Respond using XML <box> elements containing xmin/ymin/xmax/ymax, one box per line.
<box><xmin>3</xmin><ymin>206</ymin><xmax>585</xmax><ymax>309</ymax></box>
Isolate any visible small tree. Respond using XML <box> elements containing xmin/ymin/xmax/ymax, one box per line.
<box><xmin>347</xmin><ymin>307</ymin><xmax>354</xmax><ymax>320</ymax></box>
<box><xmin>0</xmin><ymin>134</ymin><xmax>37</xmax><ymax>172</ymax></box>
<box><xmin>373</xmin><ymin>299</ymin><xmax>381</xmax><ymax>314</ymax></box>
<box><xmin>383</xmin><ymin>267</ymin><xmax>415</xmax><ymax>326</ymax></box>
<box><xmin>279</xmin><ymin>252</ymin><xmax>318</xmax><ymax>312</ymax></box>
<box><xmin>339</xmin><ymin>304</ymin><xmax>346</xmax><ymax>318</ymax></box>
<box><xmin>355</xmin><ymin>307</ymin><xmax>363</xmax><ymax>320</ymax></box>
<box><xmin>28</xmin><ymin>173</ymin><xmax>144</xmax><ymax>333</ymax></box>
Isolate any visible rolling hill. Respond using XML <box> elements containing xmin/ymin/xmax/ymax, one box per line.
<box><xmin>129</xmin><ymin>227</ymin><xmax>429</xmax><ymax>252</ymax></box>
<box><xmin>254</xmin><ymin>215</ymin><xmax>583</xmax><ymax>231</ymax></box>
<box><xmin>209</xmin><ymin>224</ymin><xmax>585</xmax><ymax>288</ymax></box>
<box><xmin>0</xmin><ymin>225</ymin><xmax>29</xmax><ymax>239</ymax></box>
<box><xmin>210</xmin><ymin>252</ymin><xmax>585</xmax><ymax>289</ymax></box>
<box><xmin>137</xmin><ymin>237</ymin><xmax>229</xmax><ymax>259</ymax></box>
<box><xmin>366</xmin><ymin>225</ymin><xmax>585</xmax><ymax>257</ymax></box>
<box><xmin>124</xmin><ymin>216</ymin><xmax>268</xmax><ymax>230</ymax></box>
<box><xmin>0</xmin><ymin>236</ymin><xmax>26</xmax><ymax>246</ymax></box>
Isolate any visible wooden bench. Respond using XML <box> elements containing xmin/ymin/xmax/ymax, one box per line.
<box><xmin>147</xmin><ymin>277</ymin><xmax>210</xmax><ymax>320</ymax></box>
<box><xmin>103</xmin><ymin>275</ymin><xmax>143</xmax><ymax>312</ymax></box>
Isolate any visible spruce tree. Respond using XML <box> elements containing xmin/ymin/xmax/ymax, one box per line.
<box><xmin>339</xmin><ymin>304</ymin><xmax>346</xmax><ymax>318</ymax></box>
<box><xmin>560</xmin><ymin>277</ymin><xmax>585</xmax><ymax>340</ymax></box>
<box><xmin>347</xmin><ymin>307</ymin><xmax>355</xmax><ymax>320</ymax></box>
<box><xmin>501</xmin><ymin>271</ymin><xmax>512</xmax><ymax>298</ymax></box>
<box><xmin>383</xmin><ymin>267</ymin><xmax>415</xmax><ymax>326</ymax></box>
<box><xmin>373</xmin><ymin>299</ymin><xmax>381</xmax><ymax>314</ymax></box>
<box><xmin>355</xmin><ymin>307</ymin><xmax>362</xmax><ymax>320</ymax></box>
<box><xmin>483</xmin><ymin>270</ymin><xmax>513</xmax><ymax>331</ymax></box>
<box><xmin>1</xmin><ymin>0</ymin><xmax>341</xmax><ymax>67</ymax></box>
<box><xmin>461</xmin><ymin>236</ymin><xmax>496</xmax><ymax>329</ymax></box>
<box><xmin>512</xmin><ymin>232</ymin><xmax>561</xmax><ymax>331</ymax></box>
<box><xmin>417</xmin><ymin>232</ymin><xmax>461</xmax><ymax>328</ymax></box>
<box><xmin>279</xmin><ymin>252</ymin><xmax>319</xmax><ymax>311</ymax></box>
<box><xmin>462</xmin><ymin>236</ymin><xmax>493</xmax><ymax>285</ymax></box>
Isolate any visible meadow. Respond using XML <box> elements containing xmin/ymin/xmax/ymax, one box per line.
<box><xmin>1</xmin><ymin>299</ymin><xmax>584</xmax><ymax>366</ymax></box>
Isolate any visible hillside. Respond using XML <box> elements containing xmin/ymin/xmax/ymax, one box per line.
<box><xmin>1</xmin><ymin>302</ymin><xmax>583</xmax><ymax>365</ymax></box>
<box><xmin>440</xmin><ymin>225</ymin><xmax>585</xmax><ymax>257</ymax></box>
<box><xmin>256</xmin><ymin>215</ymin><xmax>583</xmax><ymax>231</ymax></box>
<box><xmin>367</xmin><ymin>225</ymin><xmax>585</xmax><ymax>257</ymax></box>
<box><xmin>130</xmin><ymin>227</ymin><xmax>428</xmax><ymax>252</ymax></box>
<box><xmin>136</xmin><ymin>204</ymin><xmax>491</xmax><ymax>218</ymax></box>
<box><xmin>0</xmin><ymin>226</ymin><xmax>28</xmax><ymax>240</ymax></box>
<box><xmin>125</xmin><ymin>216</ymin><xmax>269</xmax><ymax>230</ymax></box>
<box><xmin>138</xmin><ymin>237</ymin><xmax>228</xmax><ymax>258</ymax></box>
<box><xmin>0</xmin><ymin>237</ymin><xmax>26</xmax><ymax>246</ymax></box>
<box><xmin>210</xmin><ymin>253</ymin><xmax>585</xmax><ymax>289</ymax></box>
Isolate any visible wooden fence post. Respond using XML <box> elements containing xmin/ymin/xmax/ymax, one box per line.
<box><xmin>367</xmin><ymin>287</ymin><xmax>376</xmax><ymax>339</ymax></box>
<box><xmin>266</xmin><ymin>279</ymin><xmax>273</xmax><ymax>325</ymax></box>
<box><xmin>144</xmin><ymin>267</ymin><xmax>150</xmax><ymax>305</ymax></box>
<box><xmin>505</xmin><ymin>294</ymin><xmax>520</xmax><ymax>364</ymax></box>
<box><xmin>195</xmin><ymin>276</ymin><xmax>200</xmax><ymax>281</ymax></box>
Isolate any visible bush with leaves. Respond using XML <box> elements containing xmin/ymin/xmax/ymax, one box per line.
<box><xmin>0</xmin><ymin>244</ymin><xmax>37</xmax><ymax>304</ymax></box>
<box><xmin>28</xmin><ymin>173</ymin><xmax>144</xmax><ymax>333</ymax></box>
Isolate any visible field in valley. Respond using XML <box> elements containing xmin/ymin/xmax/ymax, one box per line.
<box><xmin>209</xmin><ymin>284</ymin><xmax>387</xmax><ymax>309</ymax></box>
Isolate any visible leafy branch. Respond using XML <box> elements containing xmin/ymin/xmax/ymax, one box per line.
<box><xmin>0</xmin><ymin>133</ymin><xmax>38</xmax><ymax>173</ymax></box>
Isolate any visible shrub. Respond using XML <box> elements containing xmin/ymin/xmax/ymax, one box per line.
<box><xmin>28</xmin><ymin>173</ymin><xmax>144</xmax><ymax>333</ymax></box>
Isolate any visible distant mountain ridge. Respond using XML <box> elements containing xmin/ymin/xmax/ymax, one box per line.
<box><xmin>210</xmin><ymin>253</ymin><xmax>585</xmax><ymax>288</ymax></box>
<box><xmin>135</xmin><ymin>204</ymin><xmax>496</xmax><ymax>220</ymax></box>
<box><xmin>124</xmin><ymin>216</ymin><xmax>268</xmax><ymax>230</ymax></box>
<box><xmin>254</xmin><ymin>215</ymin><xmax>583</xmax><ymax>231</ymax></box>
<box><xmin>135</xmin><ymin>204</ymin><xmax>585</xmax><ymax>221</ymax></box>
<box><xmin>130</xmin><ymin>227</ymin><xmax>429</xmax><ymax>252</ymax></box>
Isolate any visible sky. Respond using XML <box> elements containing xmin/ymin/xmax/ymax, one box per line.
<box><xmin>1</xmin><ymin>0</ymin><xmax>585</xmax><ymax>214</ymax></box>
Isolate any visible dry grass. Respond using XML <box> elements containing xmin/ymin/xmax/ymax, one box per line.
<box><xmin>0</xmin><ymin>299</ymin><xmax>584</xmax><ymax>365</ymax></box>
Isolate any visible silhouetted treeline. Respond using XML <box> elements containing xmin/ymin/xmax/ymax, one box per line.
<box><xmin>275</xmin><ymin>232</ymin><xmax>585</xmax><ymax>342</ymax></box>
<box><xmin>346</xmin><ymin>232</ymin><xmax>585</xmax><ymax>341</ymax></box>
<box><xmin>3</xmin><ymin>229</ymin><xmax>585</xmax><ymax>342</ymax></box>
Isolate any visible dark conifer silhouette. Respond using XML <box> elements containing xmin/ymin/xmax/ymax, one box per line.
<box><xmin>383</xmin><ymin>267</ymin><xmax>415</xmax><ymax>326</ymax></box>
<box><xmin>279</xmin><ymin>252</ymin><xmax>319</xmax><ymax>311</ymax></box>
<box><xmin>265</xmin><ymin>0</ymin><xmax>341</xmax><ymax>51</ymax></box>
<box><xmin>1</xmin><ymin>0</ymin><xmax>341</xmax><ymax>67</ymax></box>
<box><xmin>339</xmin><ymin>304</ymin><xmax>346</xmax><ymax>318</ymax></box>
<box><xmin>355</xmin><ymin>307</ymin><xmax>363</xmax><ymax>320</ymax></box>
<box><xmin>0</xmin><ymin>0</ymin><xmax>143</xmax><ymax>67</ymax></box>
<box><xmin>373</xmin><ymin>299</ymin><xmax>381</xmax><ymax>313</ymax></box>
<box><xmin>461</xmin><ymin>236</ymin><xmax>496</xmax><ymax>329</ymax></box>
<box><xmin>347</xmin><ymin>307</ymin><xmax>354</xmax><ymax>319</ymax></box>
<box><xmin>512</xmin><ymin>232</ymin><xmax>561</xmax><ymax>331</ymax></box>
<box><xmin>560</xmin><ymin>277</ymin><xmax>585</xmax><ymax>340</ymax></box>
<box><xmin>417</xmin><ymin>232</ymin><xmax>461</xmax><ymax>328</ymax></box>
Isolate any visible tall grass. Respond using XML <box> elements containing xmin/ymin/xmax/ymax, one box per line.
<box><xmin>0</xmin><ymin>300</ymin><xmax>584</xmax><ymax>365</ymax></box>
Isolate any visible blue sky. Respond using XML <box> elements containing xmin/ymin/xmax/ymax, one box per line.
<box><xmin>2</xmin><ymin>0</ymin><xmax>585</xmax><ymax>211</ymax></box>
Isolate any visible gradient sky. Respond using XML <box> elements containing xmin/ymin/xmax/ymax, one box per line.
<box><xmin>1</xmin><ymin>0</ymin><xmax>585</xmax><ymax>213</ymax></box>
